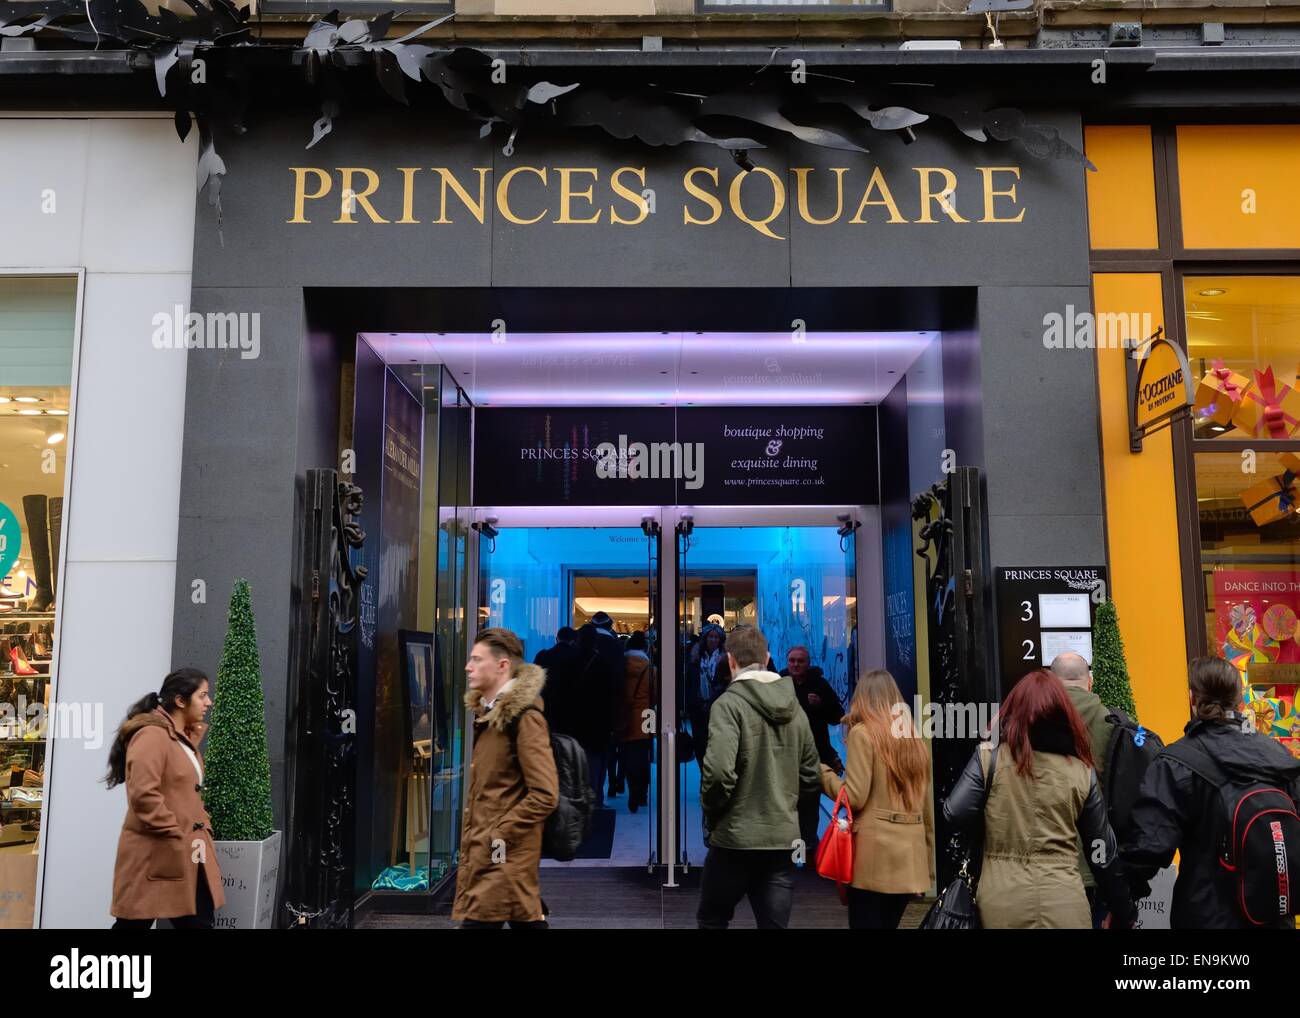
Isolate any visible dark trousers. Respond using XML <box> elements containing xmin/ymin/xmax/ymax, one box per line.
<box><xmin>608</xmin><ymin>743</ymin><xmax>623</xmax><ymax>796</ymax></box>
<box><xmin>798</xmin><ymin>795</ymin><xmax>822</xmax><ymax>860</ymax></box>
<box><xmin>1084</xmin><ymin>886</ymin><xmax>1108</xmax><ymax>929</ymax></box>
<box><xmin>688</xmin><ymin>704</ymin><xmax>710</xmax><ymax>766</ymax></box>
<box><xmin>112</xmin><ymin>865</ymin><xmax>215</xmax><ymax>930</ymax></box>
<box><xmin>697</xmin><ymin>847</ymin><xmax>794</xmax><ymax>930</ymax></box>
<box><xmin>846</xmin><ymin>888</ymin><xmax>911</xmax><ymax>930</ymax></box>
<box><xmin>621</xmin><ymin>739</ymin><xmax>652</xmax><ymax>809</ymax></box>
<box><xmin>585</xmin><ymin>746</ymin><xmax>607</xmax><ymax>805</ymax></box>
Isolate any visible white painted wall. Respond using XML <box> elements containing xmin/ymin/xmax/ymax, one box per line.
<box><xmin>0</xmin><ymin>115</ymin><xmax>197</xmax><ymax>928</ymax></box>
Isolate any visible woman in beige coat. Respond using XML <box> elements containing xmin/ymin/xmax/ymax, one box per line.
<box><xmin>106</xmin><ymin>668</ymin><xmax>225</xmax><ymax>929</ymax></box>
<box><xmin>820</xmin><ymin>669</ymin><xmax>935</xmax><ymax>929</ymax></box>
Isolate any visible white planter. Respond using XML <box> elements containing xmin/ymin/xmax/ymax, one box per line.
<box><xmin>213</xmin><ymin>831</ymin><xmax>281</xmax><ymax>930</ymax></box>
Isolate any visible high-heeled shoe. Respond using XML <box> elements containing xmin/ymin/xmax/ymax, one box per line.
<box><xmin>9</xmin><ymin>645</ymin><xmax>37</xmax><ymax>677</ymax></box>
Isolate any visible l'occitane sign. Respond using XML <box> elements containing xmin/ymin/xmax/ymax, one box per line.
<box><xmin>287</xmin><ymin>164</ymin><xmax>1026</xmax><ymax>239</ymax></box>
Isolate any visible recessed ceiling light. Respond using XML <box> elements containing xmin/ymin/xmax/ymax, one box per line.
<box><xmin>17</xmin><ymin>410</ymin><xmax>41</xmax><ymax>416</ymax></box>
<box><xmin>1197</xmin><ymin>288</ymin><xmax>1227</xmax><ymax>297</ymax></box>
<box><xmin>13</xmin><ymin>397</ymin><xmax>39</xmax><ymax>404</ymax></box>
<box><xmin>46</xmin><ymin>409</ymin><xmax>68</xmax><ymax>416</ymax></box>
<box><xmin>0</xmin><ymin>398</ymin><xmax>9</xmax><ymax>404</ymax></box>
<box><xmin>46</xmin><ymin>432</ymin><xmax>65</xmax><ymax>445</ymax></box>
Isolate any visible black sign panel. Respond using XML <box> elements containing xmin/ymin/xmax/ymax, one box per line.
<box><xmin>474</xmin><ymin>408</ymin><xmax>675</xmax><ymax>506</ymax></box>
<box><xmin>473</xmin><ymin>406</ymin><xmax>878</xmax><ymax>506</ymax></box>
<box><xmin>681</xmin><ymin>406</ymin><xmax>876</xmax><ymax>506</ymax></box>
<box><xmin>994</xmin><ymin>566</ymin><xmax>1108</xmax><ymax>694</ymax></box>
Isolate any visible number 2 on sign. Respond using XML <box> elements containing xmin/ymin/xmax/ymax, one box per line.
<box><xmin>1022</xmin><ymin>639</ymin><xmax>1035</xmax><ymax>661</ymax></box>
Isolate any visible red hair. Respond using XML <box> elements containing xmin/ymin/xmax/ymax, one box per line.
<box><xmin>997</xmin><ymin>670</ymin><xmax>1094</xmax><ymax>778</ymax></box>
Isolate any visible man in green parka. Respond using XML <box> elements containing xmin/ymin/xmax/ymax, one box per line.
<box><xmin>698</xmin><ymin>625</ymin><xmax>821</xmax><ymax>929</ymax></box>
<box><xmin>1051</xmin><ymin>651</ymin><xmax>1116</xmax><ymax>927</ymax></box>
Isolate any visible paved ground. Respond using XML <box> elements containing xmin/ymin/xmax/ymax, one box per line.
<box><xmin>357</xmin><ymin>866</ymin><xmax>933</xmax><ymax>929</ymax></box>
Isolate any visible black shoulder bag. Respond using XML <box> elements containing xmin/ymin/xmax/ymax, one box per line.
<box><xmin>920</xmin><ymin>745</ymin><xmax>999</xmax><ymax>931</ymax></box>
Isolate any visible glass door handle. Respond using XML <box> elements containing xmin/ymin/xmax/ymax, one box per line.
<box><xmin>661</xmin><ymin>726</ymin><xmax>678</xmax><ymax>888</ymax></box>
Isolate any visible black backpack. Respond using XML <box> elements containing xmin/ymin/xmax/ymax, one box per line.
<box><xmin>515</xmin><ymin>706</ymin><xmax>596</xmax><ymax>862</ymax></box>
<box><xmin>1101</xmin><ymin>708</ymin><xmax>1165</xmax><ymax>842</ymax></box>
<box><xmin>1165</xmin><ymin>740</ymin><xmax>1300</xmax><ymax>926</ymax></box>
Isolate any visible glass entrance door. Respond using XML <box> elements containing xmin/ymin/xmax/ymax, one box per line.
<box><xmin>673</xmin><ymin>510</ymin><xmax>860</xmax><ymax>868</ymax></box>
<box><xmin>474</xmin><ymin>509</ymin><xmax>665</xmax><ymax>868</ymax></box>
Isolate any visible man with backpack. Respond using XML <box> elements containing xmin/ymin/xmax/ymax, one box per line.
<box><xmin>454</xmin><ymin>628</ymin><xmax>560</xmax><ymax>929</ymax></box>
<box><xmin>1121</xmin><ymin>656</ymin><xmax>1300</xmax><ymax>930</ymax></box>
<box><xmin>1052</xmin><ymin>651</ymin><xmax>1166</xmax><ymax>927</ymax></box>
<box><xmin>697</xmin><ymin>624</ymin><xmax>820</xmax><ymax>929</ymax></box>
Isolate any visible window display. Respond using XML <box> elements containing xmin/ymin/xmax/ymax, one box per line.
<box><xmin>0</xmin><ymin>275</ymin><xmax>76</xmax><ymax>928</ymax></box>
<box><xmin>1185</xmin><ymin>276</ymin><xmax>1300</xmax><ymax>441</ymax></box>
<box><xmin>1197</xmin><ymin>448</ymin><xmax>1300</xmax><ymax>760</ymax></box>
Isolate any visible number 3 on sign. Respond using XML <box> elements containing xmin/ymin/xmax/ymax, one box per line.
<box><xmin>1020</xmin><ymin>600</ymin><xmax>1033</xmax><ymax>622</ymax></box>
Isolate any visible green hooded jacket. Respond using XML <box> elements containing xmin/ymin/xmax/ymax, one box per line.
<box><xmin>1066</xmin><ymin>683</ymin><xmax>1116</xmax><ymax>890</ymax></box>
<box><xmin>700</xmin><ymin>665</ymin><xmax>821</xmax><ymax>851</ymax></box>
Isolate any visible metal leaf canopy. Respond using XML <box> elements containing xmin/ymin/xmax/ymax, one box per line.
<box><xmin>0</xmin><ymin>0</ymin><xmax>1096</xmax><ymax>218</ymax></box>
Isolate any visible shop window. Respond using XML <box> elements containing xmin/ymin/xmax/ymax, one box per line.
<box><xmin>1177</xmin><ymin>126</ymin><xmax>1300</xmax><ymax>249</ymax></box>
<box><xmin>1084</xmin><ymin>126</ymin><xmax>1159</xmax><ymax>251</ymax></box>
<box><xmin>1197</xmin><ymin>449</ymin><xmax>1300</xmax><ymax>759</ymax></box>
<box><xmin>1185</xmin><ymin>275</ymin><xmax>1300</xmax><ymax>442</ymax></box>
<box><xmin>0</xmin><ymin>275</ymin><xmax>76</xmax><ymax>928</ymax></box>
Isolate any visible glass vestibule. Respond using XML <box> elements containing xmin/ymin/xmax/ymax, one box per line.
<box><xmin>0</xmin><ymin>275</ymin><xmax>78</xmax><ymax>928</ymax></box>
<box><xmin>347</xmin><ymin>354</ymin><xmax>472</xmax><ymax>901</ymax></box>
<box><xmin>466</xmin><ymin>505</ymin><xmax>874</xmax><ymax>877</ymax></box>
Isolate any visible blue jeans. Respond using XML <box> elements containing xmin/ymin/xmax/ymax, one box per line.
<box><xmin>697</xmin><ymin>847</ymin><xmax>794</xmax><ymax>929</ymax></box>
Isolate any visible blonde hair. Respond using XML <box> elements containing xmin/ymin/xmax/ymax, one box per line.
<box><xmin>843</xmin><ymin>669</ymin><xmax>930</xmax><ymax>812</ymax></box>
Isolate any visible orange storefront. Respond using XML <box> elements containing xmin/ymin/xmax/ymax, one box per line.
<box><xmin>1088</xmin><ymin>125</ymin><xmax>1300</xmax><ymax>753</ymax></box>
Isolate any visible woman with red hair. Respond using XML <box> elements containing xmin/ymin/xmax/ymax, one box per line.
<box><xmin>943</xmin><ymin>670</ymin><xmax>1135</xmax><ymax>929</ymax></box>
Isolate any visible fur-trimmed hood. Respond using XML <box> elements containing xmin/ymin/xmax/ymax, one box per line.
<box><xmin>465</xmin><ymin>662</ymin><xmax>546</xmax><ymax>732</ymax></box>
<box><xmin>118</xmin><ymin>707</ymin><xmax>180</xmax><ymax>744</ymax></box>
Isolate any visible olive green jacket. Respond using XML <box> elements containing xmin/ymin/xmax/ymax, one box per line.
<box><xmin>1066</xmin><ymin>684</ymin><xmax>1115</xmax><ymax>889</ymax></box>
<box><xmin>700</xmin><ymin>666</ymin><xmax>821</xmax><ymax>851</ymax></box>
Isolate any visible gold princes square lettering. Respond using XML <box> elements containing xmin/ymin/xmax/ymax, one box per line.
<box><xmin>286</xmin><ymin>164</ymin><xmax>1027</xmax><ymax>237</ymax></box>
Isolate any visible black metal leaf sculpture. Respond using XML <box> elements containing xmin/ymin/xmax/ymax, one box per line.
<box><xmin>984</xmin><ymin>107</ymin><xmax>1097</xmax><ymax>170</ymax></box>
<box><xmin>0</xmin><ymin>0</ymin><xmax>1096</xmax><ymax>216</ymax></box>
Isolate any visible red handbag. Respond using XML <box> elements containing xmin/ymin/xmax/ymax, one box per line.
<box><xmin>814</xmin><ymin>786</ymin><xmax>855</xmax><ymax>898</ymax></box>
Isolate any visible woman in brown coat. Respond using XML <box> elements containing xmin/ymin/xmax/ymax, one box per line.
<box><xmin>106</xmin><ymin>668</ymin><xmax>225</xmax><ymax>929</ymax></box>
<box><xmin>820</xmin><ymin>669</ymin><xmax>935</xmax><ymax>929</ymax></box>
<box><xmin>453</xmin><ymin>629</ymin><xmax>559</xmax><ymax>928</ymax></box>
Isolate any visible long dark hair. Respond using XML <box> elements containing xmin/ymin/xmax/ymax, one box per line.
<box><xmin>105</xmin><ymin>667</ymin><xmax>209</xmax><ymax>788</ymax></box>
<box><xmin>999</xmin><ymin>669</ymin><xmax>1094</xmax><ymax>779</ymax></box>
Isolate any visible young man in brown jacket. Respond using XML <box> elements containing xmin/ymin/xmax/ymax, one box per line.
<box><xmin>453</xmin><ymin>628</ymin><xmax>560</xmax><ymax>929</ymax></box>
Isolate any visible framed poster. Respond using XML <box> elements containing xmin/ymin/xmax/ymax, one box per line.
<box><xmin>398</xmin><ymin>629</ymin><xmax>435</xmax><ymax>749</ymax></box>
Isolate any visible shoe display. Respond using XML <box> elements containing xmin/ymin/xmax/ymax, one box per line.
<box><xmin>8</xmin><ymin>645</ymin><xmax>37</xmax><ymax>677</ymax></box>
<box><xmin>20</xmin><ymin>496</ymin><xmax>54</xmax><ymax>613</ymax></box>
<box><xmin>47</xmin><ymin>497</ymin><xmax>62</xmax><ymax>599</ymax></box>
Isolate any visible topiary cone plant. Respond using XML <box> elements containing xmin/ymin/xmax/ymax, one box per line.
<box><xmin>1092</xmin><ymin>599</ymin><xmax>1139</xmax><ymax>721</ymax></box>
<box><xmin>204</xmin><ymin>579</ymin><xmax>274</xmax><ymax>843</ymax></box>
